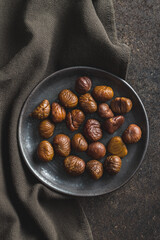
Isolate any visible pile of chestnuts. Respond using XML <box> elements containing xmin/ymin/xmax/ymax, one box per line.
<box><xmin>30</xmin><ymin>76</ymin><xmax>142</xmax><ymax>180</ymax></box>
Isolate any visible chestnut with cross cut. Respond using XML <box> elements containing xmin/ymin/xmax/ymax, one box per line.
<box><xmin>110</xmin><ymin>97</ymin><xmax>132</xmax><ymax>114</ymax></box>
<box><xmin>66</xmin><ymin>109</ymin><xmax>85</xmax><ymax>131</ymax></box>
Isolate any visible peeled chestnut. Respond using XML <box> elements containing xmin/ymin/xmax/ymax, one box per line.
<box><xmin>53</xmin><ymin>134</ymin><xmax>71</xmax><ymax>157</ymax></box>
<box><xmin>103</xmin><ymin>116</ymin><xmax>125</xmax><ymax>134</ymax></box>
<box><xmin>84</xmin><ymin>119</ymin><xmax>102</xmax><ymax>142</ymax></box>
<box><xmin>37</xmin><ymin>140</ymin><xmax>54</xmax><ymax>161</ymax></box>
<box><xmin>30</xmin><ymin>99</ymin><xmax>50</xmax><ymax>119</ymax></box>
<box><xmin>87</xmin><ymin>142</ymin><xmax>106</xmax><ymax>159</ymax></box>
<box><xmin>92</xmin><ymin>86</ymin><xmax>114</xmax><ymax>102</ymax></box>
<box><xmin>75</xmin><ymin>76</ymin><xmax>92</xmax><ymax>94</ymax></box>
<box><xmin>122</xmin><ymin>124</ymin><xmax>142</xmax><ymax>143</ymax></box>
<box><xmin>52</xmin><ymin>102</ymin><xmax>66</xmax><ymax>123</ymax></box>
<box><xmin>79</xmin><ymin>93</ymin><xmax>97</xmax><ymax>113</ymax></box>
<box><xmin>66</xmin><ymin>109</ymin><xmax>85</xmax><ymax>131</ymax></box>
<box><xmin>104</xmin><ymin>155</ymin><xmax>122</xmax><ymax>174</ymax></box>
<box><xmin>39</xmin><ymin>119</ymin><xmax>55</xmax><ymax>138</ymax></box>
<box><xmin>107</xmin><ymin>136</ymin><xmax>128</xmax><ymax>158</ymax></box>
<box><xmin>110</xmin><ymin>97</ymin><xmax>132</xmax><ymax>114</ymax></box>
<box><xmin>58</xmin><ymin>89</ymin><xmax>78</xmax><ymax>108</ymax></box>
<box><xmin>64</xmin><ymin>155</ymin><xmax>85</xmax><ymax>176</ymax></box>
<box><xmin>98</xmin><ymin>103</ymin><xmax>114</xmax><ymax>119</ymax></box>
<box><xmin>72</xmin><ymin>133</ymin><xmax>88</xmax><ymax>152</ymax></box>
<box><xmin>86</xmin><ymin>160</ymin><xmax>103</xmax><ymax>180</ymax></box>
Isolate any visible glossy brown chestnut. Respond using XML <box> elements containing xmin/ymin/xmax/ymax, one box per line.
<box><xmin>52</xmin><ymin>102</ymin><xmax>66</xmax><ymax>123</ymax></box>
<box><xmin>39</xmin><ymin>119</ymin><xmax>55</xmax><ymax>138</ymax></box>
<box><xmin>87</xmin><ymin>142</ymin><xmax>106</xmax><ymax>159</ymax></box>
<box><xmin>58</xmin><ymin>89</ymin><xmax>78</xmax><ymax>108</ymax></box>
<box><xmin>37</xmin><ymin>140</ymin><xmax>54</xmax><ymax>161</ymax></box>
<box><xmin>104</xmin><ymin>155</ymin><xmax>122</xmax><ymax>174</ymax></box>
<box><xmin>79</xmin><ymin>93</ymin><xmax>97</xmax><ymax>113</ymax></box>
<box><xmin>53</xmin><ymin>134</ymin><xmax>71</xmax><ymax>157</ymax></box>
<box><xmin>86</xmin><ymin>160</ymin><xmax>103</xmax><ymax>180</ymax></box>
<box><xmin>92</xmin><ymin>86</ymin><xmax>114</xmax><ymax>102</ymax></box>
<box><xmin>110</xmin><ymin>97</ymin><xmax>132</xmax><ymax>114</ymax></box>
<box><xmin>72</xmin><ymin>133</ymin><xmax>88</xmax><ymax>152</ymax></box>
<box><xmin>75</xmin><ymin>76</ymin><xmax>92</xmax><ymax>94</ymax></box>
<box><xmin>66</xmin><ymin>109</ymin><xmax>85</xmax><ymax>131</ymax></box>
<box><xmin>30</xmin><ymin>99</ymin><xmax>50</xmax><ymax>119</ymax></box>
<box><xmin>98</xmin><ymin>103</ymin><xmax>114</xmax><ymax>119</ymax></box>
<box><xmin>84</xmin><ymin>119</ymin><xmax>102</xmax><ymax>142</ymax></box>
<box><xmin>103</xmin><ymin>115</ymin><xmax>125</xmax><ymax>134</ymax></box>
<box><xmin>64</xmin><ymin>155</ymin><xmax>85</xmax><ymax>176</ymax></box>
<box><xmin>122</xmin><ymin>124</ymin><xmax>142</xmax><ymax>143</ymax></box>
<box><xmin>107</xmin><ymin>136</ymin><xmax>128</xmax><ymax>158</ymax></box>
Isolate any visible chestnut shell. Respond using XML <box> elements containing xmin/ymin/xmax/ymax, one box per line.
<box><xmin>72</xmin><ymin>133</ymin><xmax>88</xmax><ymax>152</ymax></box>
<box><xmin>103</xmin><ymin>116</ymin><xmax>125</xmax><ymax>134</ymax></box>
<box><xmin>39</xmin><ymin>119</ymin><xmax>55</xmax><ymax>138</ymax></box>
<box><xmin>122</xmin><ymin>124</ymin><xmax>142</xmax><ymax>143</ymax></box>
<box><xmin>75</xmin><ymin>76</ymin><xmax>92</xmax><ymax>94</ymax></box>
<box><xmin>64</xmin><ymin>155</ymin><xmax>85</xmax><ymax>176</ymax></box>
<box><xmin>52</xmin><ymin>102</ymin><xmax>66</xmax><ymax>123</ymax></box>
<box><xmin>86</xmin><ymin>160</ymin><xmax>103</xmax><ymax>180</ymax></box>
<box><xmin>84</xmin><ymin>119</ymin><xmax>102</xmax><ymax>142</ymax></box>
<box><xmin>58</xmin><ymin>89</ymin><xmax>78</xmax><ymax>108</ymax></box>
<box><xmin>37</xmin><ymin>140</ymin><xmax>54</xmax><ymax>161</ymax></box>
<box><xmin>107</xmin><ymin>136</ymin><xmax>128</xmax><ymax>158</ymax></box>
<box><xmin>98</xmin><ymin>103</ymin><xmax>114</xmax><ymax>119</ymax></box>
<box><xmin>31</xmin><ymin>99</ymin><xmax>50</xmax><ymax>119</ymax></box>
<box><xmin>92</xmin><ymin>86</ymin><xmax>114</xmax><ymax>102</ymax></box>
<box><xmin>79</xmin><ymin>93</ymin><xmax>97</xmax><ymax>113</ymax></box>
<box><xmin>87</xmin><ymin>142</ymin><xmax>106</xmax><ymax>159</ymax></box>
<box><xmin>110</xmin><ymin>97</ymin><xmax>132</xmax><ymax>114</ymax></box>
<box><xmin>104</xmin><ymin>155</ymin><xmax>122</xmax><ymax>174</ymax></box>
<box><xmin>53</xmin><ymin>134</ymin><xmax>71</xmax><ymax>157</ymax></box>
<box><xmin>66</xmin><ymin>109</ymin><xmax>85</xmax><ymax>131</ymax></box>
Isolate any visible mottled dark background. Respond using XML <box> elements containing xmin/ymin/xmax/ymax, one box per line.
<box><xmin>80</xmin><ymin>1</ymin><xmax>160</xmax><ymax>239</ymax></box>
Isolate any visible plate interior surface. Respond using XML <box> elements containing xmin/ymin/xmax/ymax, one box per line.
<box><xmin>18</xmin><ymin>67</ymin><xmax>149</xmax><ymax>196</ymax></box>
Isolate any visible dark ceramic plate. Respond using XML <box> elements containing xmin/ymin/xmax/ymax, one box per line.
<box><xmin>18</xmin><ymin>67</ymin><xmax>149</xmax><ymax>196</ymax></box>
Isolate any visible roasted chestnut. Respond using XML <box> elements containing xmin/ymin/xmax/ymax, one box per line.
<box><xmin>52</xmin><ymin>102</ymin><xmax>66</xmax><ymax>123</ymax></box>
<box><xmin>58</xmin><ymin>89</ymin><xmax>78</xmax><ymax>108</ymax></box>
<box><xmin>92</xmin><ymin>86</ymin><xmax>114</xmax><ymax>102</ymax></box>
<box><xmin>66</xmin><ymin>109</ymin><xmax>85</xmax><ymax>131</ymax></box>
<box><xmin>107</xmin><ymin>136</ymin><xmax>128</xmax><ymax>158</ymax></box>
<box><xmin>84</xmin><ymin>119</ymin><xmax>102</xmax><ymax>142</ymax></box>
<box><xmin>30</xmin><ymin>99</ymin><xmax>50</xmax><ymax>119</ymax></box>
<box><xmin>110</xmin><ymin>97</ymin><xmax>132</xmax><ymax>114</ymax></box>
<box><xmin>104</xmin><ymin>155</ymin><xmax>122</xmax><ymax>174</ymax></box>
<box><xmin>75</xmin><ymin>76</ymin><xmax>92</xmax><ymax>94</ymax></box>
<box><xmin>39</xmin><ymin>119</ymin><xmax>55</xmax><ymax>138</ymax></box>
<box><xmin>53</xmin><ymin>134</ymin><xmax>71</xmax><ymax>157</ymax></box>
<box><xmin>72</xmin><ymin>133</ymin><xmax>88</xmax><ymax>152</ymax></box>
<box><xmin>64</xmin><ymin>155</ymin><xmax>85</xmax><ymax>176</ymax></box>
<box><xmin>103</xmin><ymin>116</ymin><xmax>125</xmax><ymax>134</ymax></box>
<box><xmin>86</xmin><ymin>160</ymin><xmax>103</xmax><ymax>180</ymax></box>
<box><xmin>98</xmin><ymin>103</ymin><xmax>114</xmax><ymax>119</ymax></box>
<box><xmin>79</xmin><ymin>93</ymin><xmax>97</xmax><ymax>113</ymax></box>
<box><xmin>37</xmin><ymin>140</ymin><xmax>54</xmax><ymax>161</ymax></box>
<box><xmin>122</xmin><ymin>124</ymin><xmax>142</xmax><ymax>143</ymax></box>
<box><xmin>87</xmin><ymin>142</ymin><xmax>106</xmax><ymax>159</ymax></box>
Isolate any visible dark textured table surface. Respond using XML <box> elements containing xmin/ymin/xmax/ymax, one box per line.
<box><xmin>80</xmin><ymin>1</ymin><xmax>160</xmax><ymax>239</ymax></box>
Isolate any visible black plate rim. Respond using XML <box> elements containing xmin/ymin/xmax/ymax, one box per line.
<box><xmin>18</xmin><ymin>66</ymin><xmax>149</xmax><ymax>197</ymax></box>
